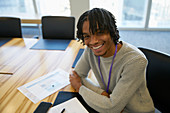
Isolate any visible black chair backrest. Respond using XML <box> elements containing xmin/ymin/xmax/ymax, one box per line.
<box><xmin>138</xmin><ymin>47</ymin><xmax>170</xmax><ymax>113</ymax></box>
<box><xmin>0</xmin><ymin>17</ymin><xmax>22</xmax><ymax>38</ymax></box>
<box><xmin>42</xmin><ymin>16</ymin><xmax>75</xmax><ymax>39</ymax></box>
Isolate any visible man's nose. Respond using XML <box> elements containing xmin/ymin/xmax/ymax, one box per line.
<box><xmin>90</xmin><ymin>35</ymin><xmax>98</xmax><ymax>44</ymax></box>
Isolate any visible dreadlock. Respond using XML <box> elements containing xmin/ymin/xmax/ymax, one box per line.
<box><xmin>76</xmin><ymin>8</ymin><xmax>120</xmax><ymax>45</ymax></box>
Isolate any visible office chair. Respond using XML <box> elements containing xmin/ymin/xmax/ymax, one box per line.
<box><xmin>138</xmin><ymin>47</ymin><xmax>170</xmax><ymax>113</ymax></box>
<box><xmin>0</xmin><ymin>17</ymin><xmax>22</xmax><ymax>38</ymax></box>
<box><xmin>42</xmin><ymin>16</ymin><xmax>75</xmax><ymax>39</ymax></box>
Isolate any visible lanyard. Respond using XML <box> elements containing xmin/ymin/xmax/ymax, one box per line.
<box><xmin>98</xmin><ymin>44</ymin><xmax>117</xmax><ymax>93</ymax></box>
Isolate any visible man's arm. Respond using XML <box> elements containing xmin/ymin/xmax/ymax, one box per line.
<box><xmin>69</xmin><ymin>70</ymin><xmax>109</xmax><ymax>97</ymax></box>
<box><xmin>78</xmin><ymin>57</ymin><xmax>148</xmax><ymax>113</ymax></box>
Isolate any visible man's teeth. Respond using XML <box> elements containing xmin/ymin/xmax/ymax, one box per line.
<box><xmin>93</xmin><ymin>44</ymin><xmax>103</xmax><ymax>49</ymax></box>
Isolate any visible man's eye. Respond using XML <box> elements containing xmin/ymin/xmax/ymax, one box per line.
<box><xmin>83</xmin><ymin>35</ymin><xmax>90</xmax><ymax>39</ymax></box>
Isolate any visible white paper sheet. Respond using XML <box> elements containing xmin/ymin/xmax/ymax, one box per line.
<box><xmin>48</xmin><ymin>97</ymin><xmax>89</xmax><ymax>113</ymax></box>
<box><xmin>17</xmin><ymin>68</ymin><xmax>70</xmax><ymax>104</ymax></box>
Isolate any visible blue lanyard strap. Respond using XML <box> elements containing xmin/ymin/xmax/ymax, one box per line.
<box><xmin>98</xmin><ymin>44</ymin><xmax>117</xmax><ymax>93</ymax></box>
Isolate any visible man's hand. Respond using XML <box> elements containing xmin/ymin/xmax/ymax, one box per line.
<box><xmin>101</xmin><ymin>91</ymin><xmax>110</xmax><ymax>98</ymax></box>
<box><xmin>101</xmin><ymin>91</ymin><xmax>124</xmax><ymax>112</ymax></box>
<box><xmin>69</xmin><ymin>70</ymin><xmax>82</xmax><ymax>92</ymax></box>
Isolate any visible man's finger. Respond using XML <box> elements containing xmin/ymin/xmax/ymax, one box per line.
<box><xmin>72</xmin><ymin>70</ymin><xmax>79</xmax><ymax>77</ymax></box>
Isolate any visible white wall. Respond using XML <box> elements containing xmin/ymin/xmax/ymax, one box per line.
<box><xmin>70</xmin><ymin>0</ymin><xmax>89</xmax><ymax>28</ymax></box>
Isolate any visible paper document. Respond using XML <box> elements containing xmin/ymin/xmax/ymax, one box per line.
<box><xmin>18</xmin><ymin>68</ymin><xmax>70</xmax><ymax>104</ymax></box>
<box><xmin>48</xmin><ymin>97</ymin><xmax>89</xmax><ymax>113</ymax></box>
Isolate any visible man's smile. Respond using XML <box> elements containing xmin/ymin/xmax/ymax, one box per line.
<box><xmin>91</xmin><ymin>43</ymin><xmax>104</xmax><ymax>50</ymax></box>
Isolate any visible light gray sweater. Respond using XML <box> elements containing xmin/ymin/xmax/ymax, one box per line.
<box><xmin>75</xmin><ymin>41</ymin><xmax>155</xmax><ymax>113</ymax></box>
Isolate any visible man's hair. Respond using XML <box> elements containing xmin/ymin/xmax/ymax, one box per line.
<box><xmin>76</xmin><ymin>8</ymin><xmax>120</xmax><ymax>45</ymax></box>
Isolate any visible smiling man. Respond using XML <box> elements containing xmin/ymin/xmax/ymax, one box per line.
<box><xmin>69</xmin><ymin>8</ymin><xmax>155</xmax><ymax>113</ymax></box>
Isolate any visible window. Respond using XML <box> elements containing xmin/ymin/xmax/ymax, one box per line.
<box><xmin>36</xmin><ymin>0</ymin><xmax>70</xmax><ymax>16</ymax></box>
<box><xmin>1</xmin><ymin>0</ymin><xmax>170</xmax><ymax>29</ymax></box>
<box><xmin>0</xmin><ymin>0</ymin><xmax>71</xmax><ymax>18</ymax></box>
<box><xmin>121</xmin><ymin>0</ymin><xmax>148</xmax><ymax>28</ymax></box>
<box><xmin>149</xmin><ymin>0</ymin><xmax>170</xmax><ymax>28</ymax></box>
<box><xmin>90</xmin><ymin>0</ymin><xmax>121</xmax><ymax>26</ymax></box>
<box><xmin>90</xmin><ymin>0</ymin><xmax>170</xmax><ymax>29</ymax></box>
<box><xmin>90</xmin><ymin>0</ymin><xmax>148</xmax><ymax>28</ymax></box>
<box><xmin>0</xmin><ymin>0</ymin><xmax>35</xmax><ymax>18</ymax></box>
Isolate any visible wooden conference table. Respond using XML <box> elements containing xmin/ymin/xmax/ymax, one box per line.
<box><xmin>0</xmin><ymin>38</ymin><xmax>91</xmax><ymax>113</ymax></box>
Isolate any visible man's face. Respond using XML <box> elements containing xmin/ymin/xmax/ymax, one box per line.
<box><xmin>82</xmin><ymin>20</ymin><xmax>115</xmax><ymax>57</ymax></box>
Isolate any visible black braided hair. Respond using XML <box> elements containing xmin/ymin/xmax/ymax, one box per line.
<box><xmin>76</xmin><ymin>8</ymin><xmax>120</xmax><ymax>45</ymax></box>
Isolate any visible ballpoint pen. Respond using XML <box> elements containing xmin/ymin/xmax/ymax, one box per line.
<box><xmin>0</xmin><ymin>72</ymin><xmax>13</xmax><ymax>75</ymax></box>
<box><xmin>61</xmin><ymin>108</ymin><xmax>65</xmax><ymax>113</ymax></box>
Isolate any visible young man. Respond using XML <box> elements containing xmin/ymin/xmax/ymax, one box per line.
<box><xmin>69</xmin><ymin>8</ymin><xmax>155</xmax><ymax>113</ymax></box>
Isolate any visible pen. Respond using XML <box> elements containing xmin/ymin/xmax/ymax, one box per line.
<box><xmin>61</xmin><ymin>108</ymin><xmax>65</xmax><ymax>113</ymax></box>
<box><xmin>0</xmin><ymin>72</ymin><xmax>13</xmax><ymax>75</ymax></box>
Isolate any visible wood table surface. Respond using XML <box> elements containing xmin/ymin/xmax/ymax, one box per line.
<box><xmin>0</xmin><ymin>38</ymin><xmax>85</xmax><ymax>113</ymax></box>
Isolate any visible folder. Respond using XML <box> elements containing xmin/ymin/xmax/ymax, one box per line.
<box><xmin>72</xmin><ymin>49</ymin><xmax>84</xmax><ymax>68</ymax></box>
<box><xmin>53</xmin><ymin>91</ymin><xmax>98</xmax><ymax>113</ymax></box>
<box><xmin>0</xmin><ymin>38</ymin><xmax>11</xmax><ymax>47</ymax></box>
<box><xmin>30</xmin><ymin>39</ymin><xmax>71</xmax><ymax>50</ymax></box>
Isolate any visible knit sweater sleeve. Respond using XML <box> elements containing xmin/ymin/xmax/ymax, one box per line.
<box><xmin>75</xmin><ymin>48</ymin><xmax>105</xmax><ymax>94</ymax></box>
<box><xmin>79</xmin><ymin>56</ymin><xmax>148</xmax><ymax>113</ymax></box>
